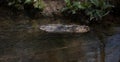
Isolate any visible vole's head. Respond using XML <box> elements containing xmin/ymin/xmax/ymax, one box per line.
<box><xmin>75</xmin><ymin>26</ymin><xmax>90</xmax><ymax>33</ymax></box>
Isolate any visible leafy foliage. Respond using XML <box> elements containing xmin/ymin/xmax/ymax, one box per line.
<box><xmin>62</xmin><ymin>0</ymin><xmax>85</xmax><ymax>14</ymax></box>
<box><xmin>62</xmin><ymin>0</ymin><xmax>114</xmax><ymax>21</ymax></box>
<box><xmin>87</xmin><ymin>0</ymin><xmax>114</xmax><ymax>20</ymax></box>
<box><xmin>8</xmin><ymin>0</ymin><xmax>45</xmax><ymax>10</ymax></box>
<box><xmin>3</xmin><ymin>0</ymin><xmax>46</xmax><ymax>18</ymax></box>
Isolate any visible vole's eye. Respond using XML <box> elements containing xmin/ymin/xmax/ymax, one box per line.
<box><xmin>86</xmin><ymin>27</ymin><xmax>89</xmax><ymax>30</ymax></box>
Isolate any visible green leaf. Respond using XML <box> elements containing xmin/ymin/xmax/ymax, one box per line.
<box><xmin>78</xmin><ymin>2</ymin><xmax>87</xmax><ymax>9</ymax></box>
<box><xmin>103</xmin><ymin>4</ymin><xmax>114</xmax><ymax>9</ymax></box>
<box><xmin>65</xmin><ymin>0</ymin><xmax>71</xmax><ymax>7</ymax></box>
<box><xmin>90</xmin><ymin>0</ymin><xmax>99</xmax><ymax>7</ymax></box>
<box><xmin>8</xmin><ymin>1</ymin><xmax>15</xmax><ymax>6</ymax></box>
<box><xmin>73</xmin><ymin>2</ymin><xmax>84</xmax><ymax>9</ymax></box>
<box><xmin>73</xmin><ymin>2</ymin><xmax>80</xmax><ymax>7</ymax></box>
<box><xmin>103</xmin><ymin>11</ymin><xmax>110</xmax><ymax>16</ymax></box>
<box><xmin>33</xmin><ymin>0</ymin><xmax>45</xmax><ymax>9</ymax></box>
<box><xmin>65</xmin><ymin>0</ymin><xmax>69</xmax><ymax>3</ymax></box>
<box><xmin>99</xmin><ymin>0</ymin><xmax>104</xmax><ymax>7</ymax></box>
<box><xmin>24</xmin><ymin>0</ymin><xmax>32</xmax><ymax>3</ymax></box>
<box><xmin>72</xmin><ymin>10</ymin><xmax>76</xmax><ymax>14</ymax></box>
<box><xmin>81</xmin><ymin>2</ymin><xmax>92</xmax><ymax>9</ymax></box>
<box><xmin>96</xmin><ymin>10</ymin><xmax>102</xmax><ymax>18</ymax></box>
<box><xmin>61</xmin><ymin>8</ymin><xmax>69</xmax><ymax>12</ymax></box>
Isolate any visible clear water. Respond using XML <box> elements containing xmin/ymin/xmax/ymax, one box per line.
<box><xmin>0</xmin><ymin>19</ymin><xmax>119</xmax><ymax>62</ymax></box>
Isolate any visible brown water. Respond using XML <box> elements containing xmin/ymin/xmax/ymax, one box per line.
<box><xmin>0</xmin><ymin>18</ymin><xmax>119</xmax><ymax>62</ymax></box>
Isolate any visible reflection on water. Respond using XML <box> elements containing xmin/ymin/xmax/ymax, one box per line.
<box><xmin>106</xmin><ymin>34</ymin><xmax>120</xmax><ymax>62</ymax></box>
<box><xmin>0</xmin><ymin>19</ymin><xmax>119</xmax><ymax>62</ymax></box>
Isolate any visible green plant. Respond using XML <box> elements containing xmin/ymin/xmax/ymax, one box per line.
<box><xmin>62</xmin><ymin>0</ymin><xmax>81</xmax><ymax>14</ymax></box>
<box><xmin>8</xmin><ymin>0</ymin><xmax>45</xmax><ymax>10</ymax></box>
<box><xmin>62</xmin><ymin>0</ymin><xmax>114</xmax><ymax>22</ymax></box>
<box><xmin>86</xmin><ymin>0</ymin><xmax>114</xmax><ymax>21</ymax></box>
<box><xmin>33</xmin><ymin>0</ymin><xmax>45</xmax><ymax>9</ymax></box>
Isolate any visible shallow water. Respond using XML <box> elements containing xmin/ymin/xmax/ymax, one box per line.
<box><xmin>106</xmin><ymin>34</ymin><xmax>120</xmax><ymax>62</ymax></box>
<box><xmin>0</xmin><ymin>19</ymin><xmax>119</xmax><ymax>62</ymax></box>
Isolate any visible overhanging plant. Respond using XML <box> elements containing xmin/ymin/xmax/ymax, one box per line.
<box><xmin>86</xmin><ymin>0</ymin><xmax>114</xmax><ymax>21</ymax></box>
<box><xmin>8</xmin><ymin>0</ymin><xmax>45</xmax><ymax>10</ymax></box>
<box><xmin>62</xmin><ymin>0</ymin><xmax>81</xmax><ymax>14</ymax></box>
<box><xmin>62</xmin><ymin>0</ymin><xmax>114</xmax><ymax>22</ymax></box>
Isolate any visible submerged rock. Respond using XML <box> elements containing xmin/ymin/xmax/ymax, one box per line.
<box><xmin>39</xmin><ymin>24</ymin><xmax>90</xmax><ymax>33</ymax></box>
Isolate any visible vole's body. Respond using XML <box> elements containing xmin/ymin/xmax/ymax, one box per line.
<box><xmin>40</xmin><ymin>24</ymin><xmax>90</xmax><ymax>33</ymax></box>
